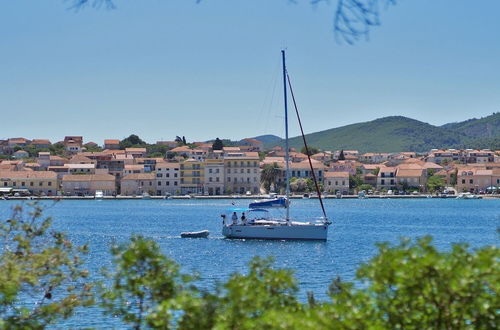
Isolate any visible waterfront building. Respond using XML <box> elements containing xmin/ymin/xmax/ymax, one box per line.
<box><xmin>396</xmin><ymin>168</ymin><xmax>426</xmax><ymax>190</ymax></box>
<box><xmin>456</xmin><ymin>168</ymin><xmax>496</xmax><ymax>193</ymax></box>
<box><xmin>155</xmin><ymin>162</ymin><xmax>180</xmax><ymax>195</ymax></box>
<box><xmin>0</xmin><ymin>170</ymin><xmax>58</xmax><ymax>195</ymax></box>
<box><xmin>377</xmin><ymin>167</ymin><xmax>397</xmax><ymax>190</ymax></box>
<box><xmin>61</xmin><ymin>174</ymin><xmax>116</xmax><ymax>196</ymax></box>
<box><xmin>180</xmin><ymin>158</ymin><xmax>204</xmax><ymax>194</ymax></box>
<box><xmin>204</xmin><ymin>155</ymin><xmax>224</xmax><ymax>195</ymax></box>
<box><xmin>223</xmin><ymin>151</ymin><xmax>260</xmax><ymax>195</ymax></box>
<box><xmin>120</xmin><ymin>173</ymin><xmax>155</xmax><ymax>196</ymax></box>
<box><xmin>324</xmin><ymin>171</ymin><xmax>349</xmax><ymax>194</ymax></box>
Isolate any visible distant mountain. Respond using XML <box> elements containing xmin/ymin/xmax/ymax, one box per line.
<box><xmin>263</xmin><ymin>114</ymin><xmax>500</xmax><ymax>153</ymax></box>
<box><xmin>441</xmin><ymin>112</ymin><xmax>500</xmax><ymax>138</ymax></box>
<box><xmin>252</xmin><ymin>134</ymin><xmax>283</xmax><ymax>147</ymax></box>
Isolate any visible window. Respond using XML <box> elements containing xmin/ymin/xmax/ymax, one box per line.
<box><xmin>158</xmin><ymin>181</ymin><xmax>162</xmax><ymax>186</ymax></box>
<box><xmin>209</xmin><ymin>169</ymin><xmax>212</xmax><ymax>174</ymax></box>
<box><xmin>48</xmin><ymin>182</ymin><xmax>52</xmax><ymax>186</ymax></box>
<box><xmin>462</xmin><ymin>179</ymin><xmax>466</xmax><ymax>184</ymax></box>
<box><xmin>216</xmin><ymin>169</ymin><xmax>219</xmax><ymax>173</ymax></box>
<box><xmin>166</xmin><ymin>181</ymin><xmax>169</xmax><ymax>186</ymax></box>
<box><xmin>381</xmin><ymin>179</ymin><xmax>385</xmax><ymax>185</ymax></box>
<box><xmin>469</xmin><ymin>179</ymin><xmax>473</xmax><ymax>184</ymax></box>
<box><xmin>216</xmin><ymin>177</ymin><xmax>219</xmax><ymax>182</ymax></box>
<box><xmin>157</xmin><ymin>173</ymin><xmax>162</xmax><ymax>178</ymax></box>
<box><xmin>335</xmin><ymin>181</ymin><xmax>338</xmax><ymax>185</ymax></box>
<box><xmin>240</xmin><ymin>169</ymin><xmax>244</xmax><ymax>174</ymax></box>
<box><xmin>3</xmin><ymin>182</ymin><xmax>6</xmax><ymax>186</ymax></box>
<box><xmin>21</xmin><ymin>182</ymin><xmax>25</xmax><ymax>186</ymax></box>
<box><xmin>39</xmin><ymin>182</ymin><xmax>42</xmax><ymax>186</ymax></box>
<box><xmin>13</xmin><ymin>182</ymin><xmax>16</xmax><ymax>187</ymax></box>
<box><xmin>174</xmin><ymin>182</ymin><xmax>177</xmax><ymax>186</ymax></box>
<box><xmin>209</xmin><ymin>177</ymin><xmax>213</xmax><ymax>182</ymax></box>
<box><xmin>30</xmin><ymin>182</ymin><xmax>33</xmax><ymax>186</ymax></box>
<box><xmin>227</xmin><ymin>177</ymin><xmax>231</xmax><ymax>182</ymax></box>
<box><xmin>247</xmin><ymin>169</ymin><xmax>250</xmax><ymax>173</ymax></box>
<box><xmin>227</xmin><ymin>169</ymin><xmax>231</xmax><ymax>174</ymax></box>
<box><xmin>174</xmin><ymin>173</ymin><xmax>177</xmax><ymax>177</ymax></box>
<box><xmin>247</xmin><ymin>178</ymin><xmax>250</xmax><ymax>183</ymax></box>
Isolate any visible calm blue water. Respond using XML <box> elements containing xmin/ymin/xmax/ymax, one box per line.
<box><xmin>1</xmin><ymin>198</ymin><xmax>499</xmax><ymax>328</ymax></box>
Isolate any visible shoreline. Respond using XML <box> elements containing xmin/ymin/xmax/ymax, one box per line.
<box><xmin>2</xmin><ymin>195</ymin><xmax>499</xmax><ymax>200</ymax></box>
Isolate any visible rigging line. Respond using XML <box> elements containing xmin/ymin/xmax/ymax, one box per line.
<box><xmin>286</xmin><ymin>72</ymin><xmax>330</xmax><ymax>223</ymax></box>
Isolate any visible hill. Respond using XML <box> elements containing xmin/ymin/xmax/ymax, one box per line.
<box><xmin>441</xmin><ymin>112</ymin><xmax>500</xmax><ymax>138</ymax></box>
<box><xmin>285</xmin><ymin>116</ymin><xmax>471</xmax><ymax>153</ymax></box>
<box><xmin>252</xmin><ymin>134</ymin><xmax>283</xmax><ymax>147</ymax></box>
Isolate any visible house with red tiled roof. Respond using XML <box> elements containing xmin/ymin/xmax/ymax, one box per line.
<box><xmin>324</xmin><ymin>171</ymin><xmax>350</xmax><ymax>194</ymax></box>
<box><xmin>396</xmin><ymin>168</ymin><xmax>426</xmax><ymax>190</ymax></box>
<box><xmin>63</xmin><ymin>136</ymin><xmax>83</xmax><ymax>154</ymax></box>
<box><xmin>125</xmin><ymin>148</ymin><xmax>146</xmax><ymax>158</ymax></box>
<box><xmin>456</xmin><ymin>167</ymin><xmax>496</xmax><ymax>193</ymax></box>
<box><xmin>0</xmin><ymin>170</ymin><xmax>58</xmax><ymax>195</ymax></box>
<box><xmin>13</xmin><ymin>150</ymin><xmax>29</xmax><ymax>159</ymax></box>
<box><xmin>62</xmin><ymin>174</ymin><xmax>116</xmax><ymax>196</ymax></box>
<box><xmin>104</xmin><ymin>139</ymin><xmax>121</xmax><ymax>150</ymax></box>
<box><xmin>120</xmin><ymin>173</ymin><xmax>155</xmax><ymax>196</ymax></box>
<box><xmin>31</xmin><ymin>139</ymin><xmax>51</xmax><ymax>149</ymax></box>
<box><xmin>7</xmin><ymin>137</ymin><xmax>30</xmax><ymax>148</ymax></box>
<box><xmin>239</xmin><ymin>138</ymin><xmax>264</xmax><ymax>152</ymax></box>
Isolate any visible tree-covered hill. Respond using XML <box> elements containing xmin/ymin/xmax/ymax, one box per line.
<box><xmin>263</xmin><ymin>114</ymin><xmax>500</xmax><ymax>153</ymax></box>
<box><xmin>441</xmin><ymin>112</ymin><xmax>500</xmax><ymax>138</ymax></box>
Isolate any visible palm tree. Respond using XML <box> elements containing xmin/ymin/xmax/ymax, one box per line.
<box><xmin>260</xmin><ymin>163</ymin><xmax>281</xmax><ymax>193</ymax></box>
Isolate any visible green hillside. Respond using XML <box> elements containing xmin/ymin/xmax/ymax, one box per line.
<box><xmin>441</xmin><ymin>112</ymin><xmax>500</xmax><ymax>138</ymax></box>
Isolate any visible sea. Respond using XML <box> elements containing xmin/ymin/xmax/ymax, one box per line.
<box><xmin>0</xmin><ymin>198</ymin><xmax>498</xmax><ymax>328</ymax></box>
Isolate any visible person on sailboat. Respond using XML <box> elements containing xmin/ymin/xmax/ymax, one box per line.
<box><xmin>241</xmin><ymin>212</ymin><xmax>247</xmax><ymax>225</ymax></box>
<box><xmin>231</xmin><ymin>212</ymin><xmax>238</xmax><ymax>225</ymax></box>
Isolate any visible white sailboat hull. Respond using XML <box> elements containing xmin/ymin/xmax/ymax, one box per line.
<box><xmin>222</xmin><ymin>223</ymin><xmax>328</xmax><ymax>240</ymax></box>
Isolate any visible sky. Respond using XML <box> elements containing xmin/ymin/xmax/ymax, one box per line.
<box><xmin>1</xmin><ymin>0</ymin><xmax>500</xmax><ymax>144</ymax></box>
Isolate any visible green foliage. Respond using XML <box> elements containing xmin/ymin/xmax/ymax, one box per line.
<box><xmin>357</xmin><ymin>184</ymin><xmax>373</xmax><ymax>191</ymax></box>
<box><xmin>84</xmin><ymin>144</ymin><xmax>103</xmax><ymax>152</ymax></box>
<box><xmin>371</xmin><ymin>167</ymin><xmax>380</xmax><ymax>175</ymax></box>
<box><xmin>120</xmin><ymin>135</ymin><xmax>146</xmax><ymax>149</ymax></box>
<box><xmin>290</xmin><ymin>177</ymin><xmax>313</xmax><ymax>192</ymax></box>
<box><xmin>300</xmin><ymin>146</ymin><xmax>319</xmax><ymax>156</ymax></box>
<box><xmin>212</xmin><ymin>137</ymin><xmax>223</xmax><ymax>150</ymax></box>
<box><xmin>260</xmin><ymin>163</ymin><xmax>281</xmax><ymax>192</ymax></box>
<box><xmin>0</xmin><ymin>202</ymin><xmax>93</xmax><ymax>328</ymax></box>
<box><xmin>349</xmin><ymin>174</ymin><xmax>363</xmax><ymax>189</ymax></box>
<box><xmin>427</xmin><ymin>175</ymin><xmax>446</xmax><ymax>192</ymax></box>
<box><xmin>212</xmin><ymin>256</ymin><xmax>300</xmax><ymax>329</ymax></box>
<box><xmin>350</xmin><ymin>237</ymin><xmax>499</xmax><ymax>329</ymax></box>
<box><xmin>99</xmin><ymin>235</ymin><xmax>189</xmax><ymax>330</ymax></box>
<box><xmin>49</xmin><ymin>143</ymin><xmax>66</xmax><ymax>156</ymax></box>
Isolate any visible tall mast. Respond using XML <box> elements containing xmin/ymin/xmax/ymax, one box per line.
<box><xmin>282</xmin><ymin>49</ymin><xmax>290</xmax><ymax>222</ymax></box>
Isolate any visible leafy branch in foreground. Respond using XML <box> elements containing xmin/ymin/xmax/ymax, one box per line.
<box><xmin>0</xmin><ymin>202</ymin><xmax>93</xmax><ymax>328</ymax></box>
<box><xmin>99</xmin><ymin>235</ymin><xmax>192</xmax><ymax>330</ymax></box>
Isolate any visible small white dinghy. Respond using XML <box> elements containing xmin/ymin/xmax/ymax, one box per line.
<box><xmin>180</xmin><ymin>230</ymin><xmax>210</xmax><ymax>238</ymax></box>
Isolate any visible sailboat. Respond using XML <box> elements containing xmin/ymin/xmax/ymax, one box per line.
<box><xmin>221</xmin><ymin>50</ymin><xmax>331</xmax><ymax>240</ymax></box>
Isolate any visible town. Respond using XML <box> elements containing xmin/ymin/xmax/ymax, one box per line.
<box><xmin>0</xmin><ymin>136</ymin><xmax>499</xmax><ymax>198</ymax></box>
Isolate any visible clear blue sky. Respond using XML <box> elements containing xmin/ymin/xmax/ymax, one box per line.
<box><xmin>1</xmin><ymin>0</ymin><xmax>499</xmax><ymax>144</ymax></box>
